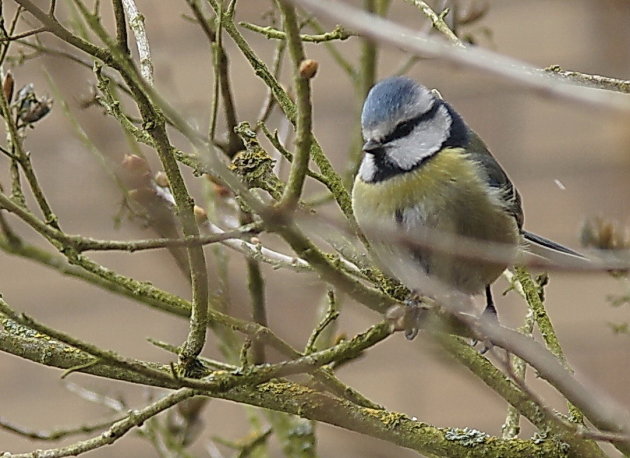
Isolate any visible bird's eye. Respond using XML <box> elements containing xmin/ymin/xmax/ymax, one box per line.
<box><xmin>392</xmin><ymin>119</ymin><xmax>415</xmax><ymax>139</ymax></box>
<box><xmin>382</xmin><ymin>117</ymin><xmax>419</xmax><ymax>144</ymax></box>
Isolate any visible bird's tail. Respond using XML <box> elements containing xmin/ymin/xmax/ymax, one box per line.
<box><xmin>520</xmin><ymin>230</ymin><xmax>592</xmax><ymax>268</ymax></box>
<box><xmin>522</xmin><ymin>230</ymin><xmax>584</xmax><ymax>257</ymax></box>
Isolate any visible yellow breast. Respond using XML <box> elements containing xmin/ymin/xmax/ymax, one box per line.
<box><xmin>352</xmin><ymin>148</ymin><xmax>519</xmax><ymax>294</ymax></box>
<box><xmin>353</xmin><ymin>148</ymin><xmax>486</xmax><ymax>217</ymax></box>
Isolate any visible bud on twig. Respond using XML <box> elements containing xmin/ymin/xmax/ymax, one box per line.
<box><xmin>299</xmin><ymin>59</ymin><xmax>319</xmax><ymax>79</ymax></box>
<box><xmin>205</xmin><ymin>174</ymin><xmax>231</xmax><ymax>198</ymax></box>
<box><xmin>193</xmin><ymin>205</ymin><xmax>208</xmax><ymax>224</ymax></box>
<box><xmin>120</xmin><ymin>154</ymin><xmax>152</xmax><ymax>189</ymax></box>
<box><xmin>154</xmin><ymin>171</ymin><xmax>169</xmax><ymax>187</ymax></box>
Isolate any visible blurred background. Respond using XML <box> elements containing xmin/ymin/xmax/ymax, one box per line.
<box><xmin>1</xmin><ymin>0</ymin><xmax>630</xmax><ymax>456</ymax></box>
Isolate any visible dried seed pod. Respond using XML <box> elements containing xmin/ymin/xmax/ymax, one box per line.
<box><xmin>581</xmin><ymin>217</ymin><xmax>630</xmax><ymax>251</ymax></box>
<box><xmin>20</xmin><ymin>98</ymin><xmax>52</xmax><ymax>123</ymax></box>
<box><xmin>15</xmin><ymin>83</ymin><xmax>34</xmax><ymax>109</ymax></box>
<box><xmin>3</xmin><ymin>71</ymin><xmax>14</xmax><ymax>104</ymax></box>
<box><xmin>299</xmin><ymin>59</ymin><xmax>319</xmax><ymax>79</ymax></box>
<box><xmin>15</xmin><ymin>83</ymin><xmax>53</xmax><ymax>124</ymax></box>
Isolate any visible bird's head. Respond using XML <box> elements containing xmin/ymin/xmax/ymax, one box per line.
<box><xmin>359</xmin><ymin>76</ymin><xmax>467</xmax><ymax>182</ymax></box>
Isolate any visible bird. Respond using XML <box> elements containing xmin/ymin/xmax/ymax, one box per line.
<box><xmin>351</xmin><ymin>76</ymin><xmax>583</xmax><ymax>333</ymax></box>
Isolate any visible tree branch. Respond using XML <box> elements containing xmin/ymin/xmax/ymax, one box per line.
<box><xmin>276</xmin><ymin>0</ymin><xmax>313</xmax><ymax>212</ymax></box>
<box><xmin>0</xmin><ymin>327</ymin><xmax>571</xmax><ymax>458</ymax></box>
<box><xmin>290</xmin><ymin>0</ymin><xmax>630</xmax><ymax>112</ymax></box>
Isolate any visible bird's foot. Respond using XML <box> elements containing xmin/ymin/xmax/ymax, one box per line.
<box><xmin>471</xmin><ymin>303</ymin><xmax>499</xmax><ymax>353</ymax></box>
<box><xmin>386</xmin><ymin>294</ymin><xmax>430</xmax><ymax>340</ymax></box>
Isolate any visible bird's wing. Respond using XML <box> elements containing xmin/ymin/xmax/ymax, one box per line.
<box><xmin>465</xmin><ymin>130</ymin><xmax>593</xmax><ymax>268</ymax></box>
<box><xmin>465</xmin><ymin>129</ymin><xmax>524</xmax><ymax>230</ymax></box>
<box><xmin>465</xmin><ymin>129</ymin><xmax>591</xmax><ymax>264</ymax></box>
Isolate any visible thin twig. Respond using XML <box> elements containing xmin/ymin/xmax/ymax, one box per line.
<box><xmin>239</xmin><ymin>22</ymin><xmax>354</xmax><ymax>42</ymax></box>
<box><xmin>255</xmin><ymin>40</ymin><xmax>286</xmax><ymax>128</ymax></box>
<box><xmin>111</xmin><ymin>0</ymin><xmax>129</xmax><ymax>54</ymax></box>
<box><xmin>546</xmin><ymin>65</ymin><xmax>630</xmax><ymax>94</ymax></box>
<box><xmin>5</xmin><ymin>389</ymin><xmax>198</xmax><ymax>458</ymax></box>
<box><xmin>306</xmin><ymin>211</ymin><xmax>630</xmax><ymax>273</ymax></box>
<box><xmin>0</xmin><ymin>415</ymin><xmax>125</xmax><ymax>441</ymax></box>
<box><xmin>0</xmin><ymin>26</ymin><xmax>48</xmax><ymax>42</ymax></box>
<box><xmin>403</xmin><ymin>0</ymin><xmax>463</xmax><ymax>46</ymax></box>
<box><xmin>72</xmin><ymin>0</ymin><xmax>209</xmax><ymax>369</ymax></box>
<box><xmin>121</xmin><ymin>0</ymin><xmax>153</xmax><ymax>84</ymax></box>
<box><xmin>73</xmin><ymin>230</ymin><xmax>253</xmax><ymax>252</ymax></box>
<box><xmin>438</xmin><ymin>297</ymin><xmax>630</xmax><ymax>454</ymax></box>
<box><xmin>243</xmin><ymin>216</ymin><xmax>268</xmax><ymax>364</ymax></box>
<box><xmin>305</xmin><ymin>289</ymin><xmax>339</xmax><ymax>354</ymax></box>
<box><xmin>260</xmin><ymin>122</ymin><xmax>329</xmax><ymax>187</ymax></box>
<box><xmin>309</xmin><ymin>19</ymin><xmax>356</xmax><ymax>79</ymax></box>
<box><xmin>514</xmin><ymin>267</ymin><xmax>584</xmax><ymax>423</ymax></box>
<box><xmin>0</xmin><ymin>5</ymin><xmax>26</xmax><ymax>63</ymax></box>
<box><xmin>276</xmin><ymin>0</ymin><xmax>313</xmax><ymax>212</ymax></box>
<box><xmin>345</xmin><ymin>0</ymin><xmax>380</xmax><ymax>187</ymax></box>
<box><xmin>0</xmin><ymin>190</ymin><xmax>255</xmax><ymax>252</ymax></box>
<box><xmin>64</xmin><ymin>382</ymin><xmax>126</xmax><ymax>412</ymax></box>
<box><xmin>501</xmin><ymin>271</ymin><xmax>534</xmax><ymax>440</ymax></box>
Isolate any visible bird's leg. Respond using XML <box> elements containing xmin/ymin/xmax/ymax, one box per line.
<box><xmin>471</xmin><ymin>285</ymin><xmax>499</xmax><ymax>355</ymax></box>
<box><xmin>472</xmin><ymin>285</ymin><xmax>498</xmax><ymax>353</ymax></box>
<box><xmin>404</xmin><ymin>295</ymin><xmax>427</xmax><ymax>340</ymax></box>
<box><xmin>484</xmin><ymin>285</ymin><xmax>498</xmax><ymax>319</ymax></box>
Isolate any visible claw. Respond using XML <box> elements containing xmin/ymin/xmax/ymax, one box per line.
<box><xmin>472</xmin><ymin>339</ymin><xmax>494</xmax><ymax>354</ymax></box>
<box><xmin>386</xmin><ymin>296</ymin><xmax>428</xmax><ymax>340</ymax></box>
<box><xmin>405</xmin><ymin>327</ymin><xmax>420</xmax><ymax>340</ymax></box>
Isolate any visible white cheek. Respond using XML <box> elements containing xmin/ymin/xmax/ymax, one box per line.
<box><xmin>387</xmin><ymin>104</ymin><xmax>451</xmax><ymax>171</ymax></box>
<box><xmin>386</xmin><ymin>142</ymin><xmax>420</xmax><ymax>170</ymax></box>
<box><xmin>358</xmin><ymin>154</ymin><xmax>376</xmax><ymax>182</ymax></box>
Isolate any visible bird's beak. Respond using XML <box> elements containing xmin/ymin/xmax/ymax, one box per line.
<box><xmin>362</xmin><ymin>138</ymin><xmax>383</xmax><ymax>155</ymax></box>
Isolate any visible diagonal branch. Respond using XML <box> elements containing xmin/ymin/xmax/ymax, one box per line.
<box><xmin>289</xmin><ymin>0</ymin><xmax>630</xmax><ymax>112</ymax></box>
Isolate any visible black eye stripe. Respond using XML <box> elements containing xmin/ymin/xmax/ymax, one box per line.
<box><xmin>382</xmin><ymin>101</ymin><xmax>440</xmax><ymax>144</ymax></box>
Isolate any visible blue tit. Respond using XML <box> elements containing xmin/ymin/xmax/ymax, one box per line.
<box><xmin>352</xmin><ymin>76</ymin><xmax>582</xmax><ymax>317</ymax></box>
